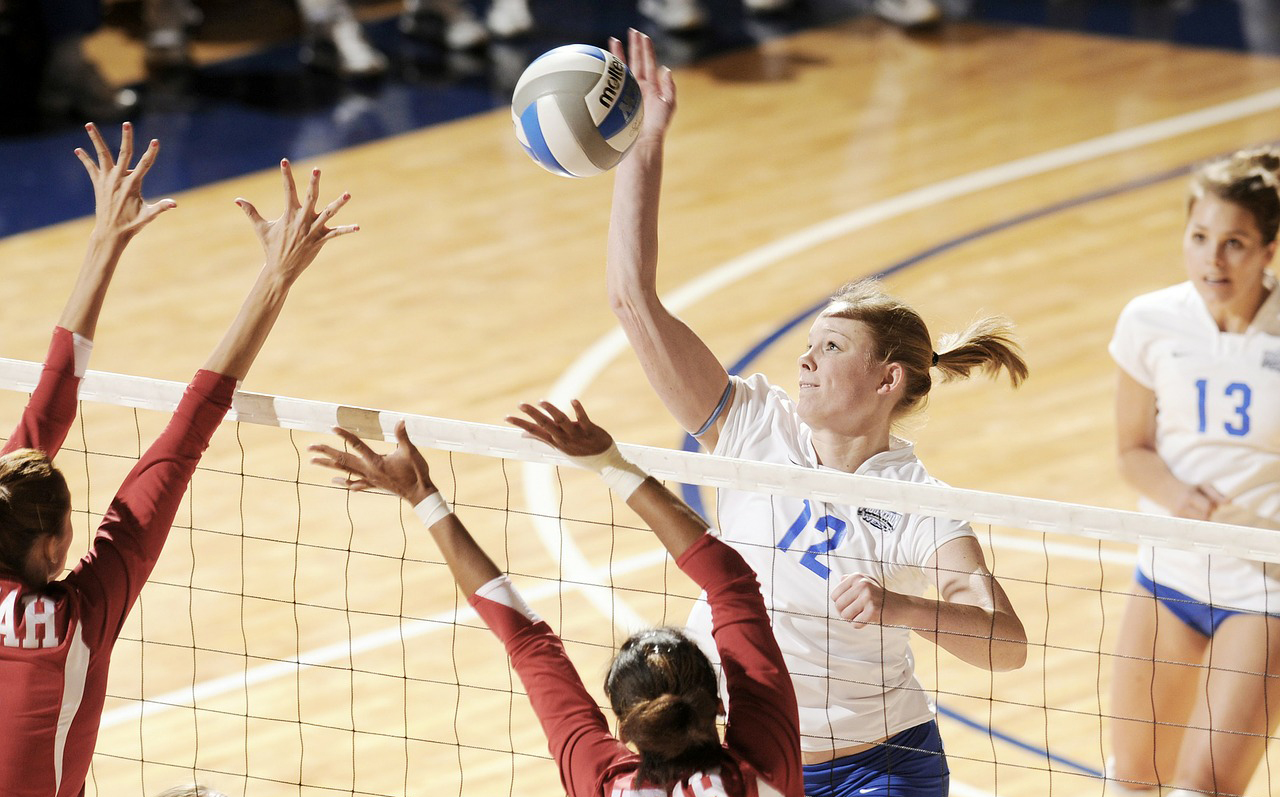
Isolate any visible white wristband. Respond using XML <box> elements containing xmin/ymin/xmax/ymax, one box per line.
<box><xmin>413</xmin><ymin>492</ymin><xmax>453</xmax><ymax>527</ymax></box>
<box><xmin>71</xmin><ymin>332</ymin><xmax>93</xmax><ymax>378</ymax></box>
<box><xmin>570</xmin><ymin>444</ymin><xmax>647</xmax><ymax>502</ymax></box>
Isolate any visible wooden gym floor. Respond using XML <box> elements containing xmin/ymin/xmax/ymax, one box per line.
<box><xmin>2</xmin><ymin>10</ymin><xmax>1280</xmax><ymax>797</ymax></box>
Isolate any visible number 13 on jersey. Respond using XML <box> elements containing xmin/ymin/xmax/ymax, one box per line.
<box><xmin>1195</xmin><ymin>378</ymin><xmax>1252</xmax><ymax>436</ymax></box>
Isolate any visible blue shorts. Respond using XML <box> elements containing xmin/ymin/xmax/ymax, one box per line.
<box><xmin>1135</xmin><ymin>569</ymin><xmax>1242</xmax><ymax>637</ymax></box>
<box><xmin>803</xmin><ymin>720</ymin><xmax>948</xmax><ymax>797</ymax></box>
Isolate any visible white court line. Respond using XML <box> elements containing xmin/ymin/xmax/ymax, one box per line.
<box><xmin>524</xmin><ymin>85</ymin><xmax>1280</xmax><ymax>617</ymax></box>
<box><xmin>105</xmin><ymin>85</ymin><xmax>1280</xmax><ymax>784</ymax></box>
<box><xmin>99</xmin><ymin>546</ymin><xmax>670</xmax><ymax>729</ymax></box>
<box><xmin>99</xmin><ymin>522</ymin><xmax>1126</xmax><ymax>731</ymax></box>
<box><xmin>985</xmin><ymin>531</ymin><xmax>1133</xmax><ymax>567</ymax></box>
<box><xmin>519</xmin><ymin>86</ymin><xmax>1280</xmax><ymax>797</ymax></box>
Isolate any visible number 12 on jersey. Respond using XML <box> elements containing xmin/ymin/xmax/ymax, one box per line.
<box><xmin>776</xmin><ymin>499</ymin><xmax>847</xmax><ymax>580</ymax></box>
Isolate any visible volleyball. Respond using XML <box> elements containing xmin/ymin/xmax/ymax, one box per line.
<box><xmin>511</xmin><ymin>44</ymin><xmax>645</xmax><ymax>178</ymax></box>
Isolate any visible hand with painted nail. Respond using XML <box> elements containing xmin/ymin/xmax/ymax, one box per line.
<box><xmin>234</xmin><ymin>159</ymin><xmax>360</xmax><ymax>289</ymax></box>
<box><xmin>74</xmin><ymin>121</ymin><xmax>176</xmax><ymax>245</ymax></box>
<box><xmin>60</xmin><ymin>122</ymin><xmax>179</xmax><ymax>339</ymax></box>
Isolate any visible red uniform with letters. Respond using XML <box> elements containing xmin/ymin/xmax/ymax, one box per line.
<box><xmin>0</xmin><ymin>327</ymin><xmax>235</xmax><ymax>797</ymax></box>
<box><xmin>469</xmin><ymin>532</ymin><xmax>802</xmax><ymax>797</ymax></box>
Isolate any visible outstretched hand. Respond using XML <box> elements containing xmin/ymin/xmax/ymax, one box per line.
<box><xmin>608</xmin><ymin>28</ymin><xmax>676</xmax><ymax>144</ymax></box>
<box><xmin>310</xmin><ymin>421</ymin><xmax>435</xmax><ymax>505</ymax></box>
<box><xmin>75</xmin><ymin>122</ymin><xmax>176</xmax><ymax>243</ymax></box>
<box><xmin>237</xmin><ymin>159</ymin><xmax>358</xmax><ymax>288</ymax></box>
<box><xmin>506</xmin><ymin>399</ymin><xmax>614</xmax><ymax>458</ymax></box>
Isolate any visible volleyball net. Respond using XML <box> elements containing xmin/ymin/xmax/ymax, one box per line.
<box><xmin>2</xmin><ymin>358</ymin><xmax>1277</xmax><ymax>797</ymax></box>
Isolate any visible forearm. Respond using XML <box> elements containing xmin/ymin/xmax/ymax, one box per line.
<box><xmin>77</xmin><ymin>370</ymin><xmax>236</xmax><ymax>634</ymax></box>
<box><xmin>202</xmin><ymin>266</ymin><xmax>292</xmax><ymax>380</ymax></box>
<box><xmin>893</xmin><ymin>595</ymin><xmax>1027</xmax><ymax>671</ymax></box>
<box><xmin>607</xmin><ymin>138</ymin><xmax>664</xmax><ymax>306</ymax></box>
<box><xmin>469</xmin><ymin>585</ymin><xmax>624</xmax><ymax>797</ymax></box>
<box><xmin>605</xmin><ymin>140</ymin><xmax>730</xmax><ymax>437</ymax></box>
<box><xmin>58</xmin><ymin>232</ymin><xmax>129</xmax><ymax>339</ymax></box>
<box><xmin>623</xmin><ymin>477</ymin><xmax>709</xmax><ymax>561</ymax></box>
<box><xmin>1118</xmin><ymin>446</ymin><xmax>1194</xmax><ymax>511</ymax></box>
<box><xmin>422</xmin><ymin>509</ymin><xmax>502</xmax><ymax>596</ymax></box>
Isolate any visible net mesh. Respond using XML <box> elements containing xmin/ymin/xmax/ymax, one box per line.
<box><xmin>2</xmin><ymin>358</ymin><xmax>1277</xmax><ymax>797</ymax></box>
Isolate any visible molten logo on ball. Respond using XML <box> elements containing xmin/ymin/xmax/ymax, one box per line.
<box><xmin>511</xmin><ymin>44</ymin><xmax>645</xmax><ymax>178</ymax></box>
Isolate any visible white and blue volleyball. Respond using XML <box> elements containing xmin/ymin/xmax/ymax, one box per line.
<box><xmin>511</xmin><ymin>44</ymin><xmax>644</xmax><ymax>178</ymax></box>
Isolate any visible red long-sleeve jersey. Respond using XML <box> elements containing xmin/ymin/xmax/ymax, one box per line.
<box><xmin>468</xmin><ymin>532</ymin><xmax>802</xmax><ymax>797</ymax></box>
<box><xmin>0</xmin><ymin>327</ymin><xmax>236</xmax><ymax>797</ymax></box>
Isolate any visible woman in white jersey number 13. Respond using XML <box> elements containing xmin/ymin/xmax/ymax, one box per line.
<box><xmin>1107</xmin><ymin>149</ymin><xmax>1280</xmax><ymax>797</ymax></box>
<box><xmin>605</xmin><ymin>28</ymin><xmax>1028</xmax><ymax>797</ymax></box>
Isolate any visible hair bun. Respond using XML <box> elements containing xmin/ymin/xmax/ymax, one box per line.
<box><xmin>1240</xmin><ymin>148</ymin><xmax>1280</xmax><ymax>177</ymax></box>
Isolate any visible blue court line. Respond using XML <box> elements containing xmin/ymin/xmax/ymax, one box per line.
<box><xmin>936</xmin><ymin>704</ymin><xmax>1102</xmax><ymax>777</ymax></box>
<box><xmin>677</xmin><ymin>159</ymin><xmax>1195</xmax><ymax>501</ymax></box>
<box><xmin>672</xmin><ymin>159</ymin><xmax>1210</xmax><ymax>778</ymax></box>
<box><xmin>0</xmin><ymin>0</ymin><xmax>1257</xmax><ymax>238</ymax></box>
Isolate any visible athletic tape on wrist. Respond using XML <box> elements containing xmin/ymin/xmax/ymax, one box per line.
<box><xmin>413</xmin><ymin>492</ymin><xmax>453</xmax><ymax>527</ymax></box>
<box><xmin>569</xmin><ymin>444</ymin><xmax>647</xmax><ymax>502</ymax></box>
<box><xmin>72</xmin><ymin>333</ymin><xmax>93</xmax><ymax>378</ymax></box>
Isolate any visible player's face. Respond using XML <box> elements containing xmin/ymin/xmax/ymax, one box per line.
<box><xmin>796</xmin><ymin>314</ymin><xmax>890</xmax><ymax>432</ymax></box>
<box><xmin>1183</xmin><ymin>193</ymin><xmax>1277</xmax><ymax>317</ymax></box>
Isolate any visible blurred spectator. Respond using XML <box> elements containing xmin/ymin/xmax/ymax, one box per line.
<box><xmin>638</xmin><ymin>0</ymin><xmax>944</xmax><ymax>31</ymax></box>
<box><xmin>0</xmin><ymin>0</ymin><xmax>137</xmax><ymax>127</ymax></box>
<box><xmin>142</xmin><ymin>0</ymin><xmax>535</xmax><ymax>76</ymax></box>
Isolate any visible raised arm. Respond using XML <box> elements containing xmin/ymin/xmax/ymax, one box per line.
<box><xmin>60</xmin><ymin>122</ymin><xmax>177</xmax><ymax>339</ymax></box>
<box><xmin>831</xmin><ymin>536</ymin><xmax>1028</xmax><ymax>671</ymax></box>
<box><xmin>310</xmin><ymin>422</ymin><xmax>630</xmax><ymax>797</ymax></box>
<box><xmin>510</xmin><ymin>400</ymin><xmax>802</xmax><ymax>794</ymax></box>
<box><xmin>507</xmin><ymin>399</ymin><xmax>709</xmax><ymax>558</ymax></box>
<box><xmin>1115</xmin><ymin>367</ymin><xmax>1225</xmax><ymax>519</ymax></box>
<box><xmin>606</xmin><ymin>30</ymin><xmax>731</xmax><ymax>448</ymax></box>
<box><xmin>5</xmin><ymin>124</ymin><xmax>176</xmax><ymax>458</ymax></box>
<box><xmin>69</xmin><ymin>163</ymin><xmax>357</xmax><ymax>642</ymax></box>
<box><xmin>204</xmin><ymin>160</ymin><xmax>357</xmax><ymax>381</ymax></box>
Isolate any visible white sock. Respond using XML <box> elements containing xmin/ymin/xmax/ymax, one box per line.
<box><xmin>1103</xmin><ymin>758</ymin><xmax>1157</xmax><ymax>796</ymax></box>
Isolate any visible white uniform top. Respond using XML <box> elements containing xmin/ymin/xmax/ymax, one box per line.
<box><xmin>1109</xmin><ymin>274</ymin><xmax>1280</xmax><ymax>613</ymax></box>
<box><xmin>685</xmin><ymin>373</ymin><xmax>975</xmax><ymax>754</ymax></box>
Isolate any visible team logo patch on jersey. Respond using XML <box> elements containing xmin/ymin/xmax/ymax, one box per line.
<box><xmin>1263</xmin><ymin>350</ymin><xmax>1280</xmax><ymax>374</ymax></box>
<box><xmin>857</xmin><ymin>507</ymin><xmax>902</xmax><ymax>532</ymax></box>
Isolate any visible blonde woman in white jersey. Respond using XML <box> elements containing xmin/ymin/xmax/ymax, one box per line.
<box><xmin>606</xmin><ymin>29</ymin><xmax>1027</xmax><ymax>797</ymax></box>
<box><xmin>1106</xmin><ymin>149</ymin><xmax>1280</xmax><ymax>797</ymax></box>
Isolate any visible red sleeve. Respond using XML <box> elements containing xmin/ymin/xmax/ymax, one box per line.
<box><xmin>676</xmin><ymin>534</ymin><xmax>803</xmax><ymax>797</ymax></box>
<box><xmin>469</xmin><ymin>583</ymin><xmax>633</xmax><ymax>797</ymax></box>
<box><xmin>3</xmin><ymin>328</ymin><xmax>81</xmax><ymax>458</ymax></box>
<box><xmin>65</xmin><ymin>369</ymin><xmax>236</xmax><ymax>647</ymax></box>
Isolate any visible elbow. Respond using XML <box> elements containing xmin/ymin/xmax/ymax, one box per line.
<box><xmin>992</xmin><ymin>638</ymin><xmax>1028</xmax><ymax>672</ymax></box>
<box><xmin>607</xmin><ymin>278</ymin><xmax>651</xmax><ymax>325</ymax></box>
<box><xmin>991</xmin><ymin>622</ymin><xmax>1028</xmax><ymax>671</ymax></box>
<box><xmin>607</xmin><ymin>288</ymin><xmax>663</xmax><ymax>347</ymax></box>
<box><xmin>1115</xmin><ymin>444</ymin><xmax>1152</xmax><ymax>490</ymax></box>
<box><xmin>607</xmin><ymin>282</ymin><xmax>636</xmax><ymax>322</ymax></box>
